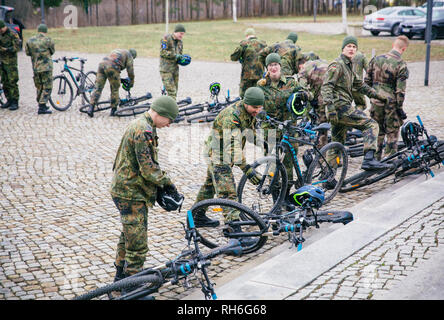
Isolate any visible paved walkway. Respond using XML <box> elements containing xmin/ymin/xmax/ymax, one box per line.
<box><xmin>0</xmin><ymin>50</ymin><xmax>443</xmax><ymax>300</ymax></box>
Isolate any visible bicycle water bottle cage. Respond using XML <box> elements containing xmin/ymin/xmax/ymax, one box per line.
<box><xmin>401</xmin><ymin>121</ymin><xmax>422</xmax><ymax>149</ymax></box>
<box><xmin>290</xmin><ymin>185</ymin><xmax>325</xmax><ymax>209</ymax></box>
<box><xmin>209</xmin><ymin>82</ymin><xmax>221</xmax><ymax>97</ymax></box>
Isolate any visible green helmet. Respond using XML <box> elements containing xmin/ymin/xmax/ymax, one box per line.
<box><xmin>37</xmin><ymin>24</ymin><xmax>48</xmax><ymax>33</ymax></box>
<box><xmin>151</xmin><ymin>96</ymin><xmax>178</xmax><ymax>121</ymax></box>
<box><xmin>129</xmin><ymin>48</ymin><xmax>137</xmax><ymax>59</ymax></box>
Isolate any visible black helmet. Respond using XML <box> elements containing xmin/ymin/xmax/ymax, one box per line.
<box><xmin>156</xmin><ymin>186</ymin><xmax>184</xmax><ymax>212</ymax></box>
<box><xmin>209</xmin><ymin>82</ymin><xmax>221</xmax><ymax>96</ymax></box>
<box><xmin>121</xmin><ymin>77</ymin><xmax>131</xmax><ymax>91</ymax></box>
<box><xmin>177</xmin><ymin>54</ymin><xmax>191</xmax><ymax>66</ymax></box>
<box><xmin>290</xmin><ymin>185</ymin><xmax>325</xmax><ymax>209</ymax></box>
<box><xmin>401</xmin><ymin>121</ymin><xmax>422</xmax><ymax>148</ymax></box>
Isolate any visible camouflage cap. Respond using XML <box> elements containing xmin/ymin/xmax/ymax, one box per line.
<box><xmin>174</xmin><ymin>24</ymin><xmax>186</xmax><ymax>33</ymax></box>
<box><xmin>287</xmin><ymin>32</ymin><xmax>298</xmax><ymax>43</ymax></box>
<box><xmin>244</xmin><ymin>87</ymin><xmax>265</xmax><ymax>106</ymax></box>
<box><xmin>0</xmin><ymin>20</ymin><xmax>5</xmax><ymax>29</ymax></box>
<box><xmin>342</xmin><ymin>35</ymin><xmax>358</xmax><ymax>49</ymax></box>
<box><xmin>151</xmin><ymin>96</ymin><xmax>178</xmax><ymax>121</ymax></box>
<box><xmin>37</xmin><ymin>24</ymin><xmax>48</xmax><ymax>33</ymax></box>
<box><xmin>245</xmin><ymin>28</ymin><xmax>255</xmax><ymax>36</ymax></box>
<box><xmin>129</xmin><ymin>48</ymin><xmax>137</xmax><ymax>59</ymax></box>
<box><xmin>265</xmin><ymin>53</ymin><xmax>281</xmax><ymax>66</ymax></box>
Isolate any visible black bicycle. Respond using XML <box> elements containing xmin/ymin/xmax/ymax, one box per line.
<box><xmin>49</xmin><ymin>57</ymin><xmax>97</xmax><ymax>111</ymax></box>
<box><xmin>113</xmin><ymin>97</ymin><xmax>192</xmax><ymax>118</ymax></box>
<box><xmin>340</xmin><ymin>115</ymin><xmax>444</xmax><ymax>193</ymax></box>
<box><xmin>73</xmin><ymin>199</ymin><xmax>266</xmax><ymax>300</ymax></box>
<box><xmin>237</xmin><ymin>113</ymin><xmax>348</xmax><ymax>216</ymax></box>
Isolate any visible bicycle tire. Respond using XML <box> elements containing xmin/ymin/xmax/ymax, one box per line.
<box><xmin>113</xmin><ymin>103</ymin><xmax>151</xmax><ymax>117</ymax></box>
<box><xmin>305</xmin><ymin>142</ymin><xmax>348</xmax><ymax>204</ymax></box>
<box><xmin>187</xmin><ymin>113</ymin><xmax>218</xmax><ymax>123</ymax></box>
<box><xmin>81</xmin><ymin>71</ymin><xmax>97</xmax><ymax>104</ymax></box>
<box><xmin>178</xmin><ymin>103</ymin><xmax>206</xmax><ymax>116</ymax></box>
<box><xmin>340</xmin><ymin>166</ymin><xmax>397</xmax><ymax>193</ymax></box>
<box><xmin>73</xmin><ymin>274</ymin><xmax>161</xmax><ymax>300</ymax></box>
<box><xmin>190</xmin><ymin>198</ymin><xmax>268</xmax><ymax>254</ymax></box>
<box><xmin>79</xmin><ymin>100</ymin><xmax>112</xmax><ymax>113</ymax></box>
<box><xmin>237</xmin><ymin>156</ymin><xmax>288</xmax><ymax>217</ymax></box>
<box><xmin>49</xmin><ymin>75</ymin><xmax>74</xmax><ymax>111</ymax></box>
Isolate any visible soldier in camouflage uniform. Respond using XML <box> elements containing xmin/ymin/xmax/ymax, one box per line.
<box><xmin>25</xmin><ymin>24</ymin><xmax>55</xmax><ymax>115</ymax></box>
<box><xmin>352</xmin><ymin>51</ymin><xmax>369</xmax><ymax>111</ymax></box>
<box><xmin>159</xmin><ymin>24</ymin><xmax>187</xmax><ymax>100</ymax></box>
<box><xmin>298</xmin><ymin>58</ymin><xmax>329</xmax><ymax>148</ymax></box>
<box><xmin>258</xmin><ymin>32</ymin><xmax>303</xmax><ymax>77</ymax></box>
<box><xmin>321</xmin><ymin>36</ymin><xmax>390</xmax><ymax>171</ymax></box>
<box><xmin>88</xmin><ymin>48</ymin><xmax>137</xmax><ymax>117</ymax></box>
<box><xmin>0</xmin><ymin>20</ymin><xmax>21</xmax><ymax>111</ymax></box>
<box><xmin>110</xmin><ymin>96</ymin><xmax>180</xmax><ymax>279</ymax></box>
<box><xmin>193</xmin><ymin>87</ymin><xmax>264</xmax><ymax>231</ymax></box>
<box><xmin>365</xmin><ymin>36</ymin><xmax>409</xmax><ymax>160</ymax></box>
<box><xmin>258</xmin><ymin>53</ymin><xmax>312</xmax><ymax>202</ymax></box>
<box><xmin>230</xmin><ymin>28</ymin><xmax>267</xmax><ymax>98</ymax></box>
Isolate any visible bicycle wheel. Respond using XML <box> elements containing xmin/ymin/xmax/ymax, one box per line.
<box><xmin>113</xmin><ymin>103</ymin><xmax>151</xmax><ymax>117</ymax></box>
<box><xmin>340</xmin><ymin>166</ymin><xmax>397</xmax><ymax>192</ymax></box>
<box><xmin>73</xmin><ymin>274</ymin><xmax>161</xmax><ymax>300</ymax></box>
<box><xmin>81</xmin><ymin>71</ymin><xmax>97</xmax><ymax>104</ymax></box>
<box><xmin>187</xmin><ymin>113</ymin><xmax>218</xmax><ymax>123</ymax></box>
<box><xmin>237</xmin><ymin>156</ymin><xmax>288</xmax><ymax>217</ymax></box>
<box><xmin>79</xmin><ymin>100</ymin><xmax>112</xmax><ymax>113</ymax></box>
<box><xmin>178</xmin><ymin>103</ymin><xmax>205</xmax><ymax>116</ymax></box>
<box><xmin>305</xmin><ymin>142</ymin><xmax>348</xmax><ymax>204</ymax></box>
<box><xmin>49</xmin><ymin>75</ymin><xmax>74</xmax><ymax>111</ymax></box>
<box><xmin>190</xmin><ymin>198</ymin><xmax>268</xmax><ymax>254</ymax></box>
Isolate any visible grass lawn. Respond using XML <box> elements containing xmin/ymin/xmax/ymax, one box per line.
<box><xmin>23</xmin><ymin>15</ymin><xmax>444</xmax><ymax>63</ymax></box>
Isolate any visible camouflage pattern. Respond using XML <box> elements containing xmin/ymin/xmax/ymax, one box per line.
<box><xmin>113</xmin><ymin>197</ymin><xmax>148</xmax><ymax>275</ymax></box>
<box><xmin>303</xmin><ymin>51</ymin><xmax>320</xmax><ymax>62</ymax></box>
<box><xmin>0</xmin><ymin>28</ymin><xmax>21</xmax><ymax>101</ymax></box>
<box><xmin>258</xmin><ymin>40</ymin><xmax>303</xmax><ymax>76</ymax></box>
<box><xmin>159</xmin><ymin>33</ymin><xmax>183</xmax><ymax>99</ymax></box>
<box><xmin>257</xmin><ymin>75</ymin><xmax>312</xmax><ymax>182</ymax></box>
<box><xmin>352</xmin><ymin>51</ymin><xmax>369</xmax><ymax>111</ymax></box>
<box><xmin>25</xmin><ymin>33</ymin><xmax>55</xmax><ymax>105</ymax></box>
<box><xmin>230</xmin><ymin>36</ymin><xmax>267</xmax><ymax>98</ymax></box>
<box><xmin>298</xmin><ymin>59</ymin><xmax>329</xmax><ymax>147</ymax></box>
<box><xmin>195</xmin><ymin>101</ymin><xmax>257</xmax><ymax>221</ymax></box>
<box><xmin>110</xmin><ymin>112</ymin><xmax>172</xmax><ymax>205</ymax></box>
<box><xmin>321</xmin><ymin>53</ymin><xmax>385</xmax><ymax>154</ymax></box>
<box><xmin>90</xmin><ymin>49</ymin><xmax>135</xmax><ymax>109</ymax></box>
<box><xmin>364</xmin><ymin>49</ymin><xmax>409</xmax><ymax>159</ymax></box>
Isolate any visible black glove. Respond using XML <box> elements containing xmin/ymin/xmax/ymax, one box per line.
<box><xmin>245</xmin><ymin>166</ymin><xmax>262</xmax><ymax>185</ymax></box>
<box><xmin>396</xmin><ymin>108</ymin><xmax>407</xmax><ymax>120</ymax></box>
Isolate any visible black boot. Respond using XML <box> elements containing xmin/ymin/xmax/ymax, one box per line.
<box><xmin>230</xmin><ymin>223</ymin><xmax>257</xmax><ymax>248</ymax></box>
<box><xmin>193</xmin><ymin>209</ymin><xmax>220</xmax><ymax>228</ymax></box>
<box><xmin>38</xmin><ymin>103</ymin><xmax>52</xmax><ymax>114</ymax></box>
<box><xmin>87</xmin><ymin>105</ymin><xmax>94</xmax><ymax>118</ymax></box>
<box><xmin>113</xmin><ymin>263</ymin><xmax>126</xmax><ymax>283</ymax></box>
<box><xmin>1</xmin><ymin>99</ymin><xmax>10</xmax><ymax>109</ymax></box>
<box><xmin>361</xmin><ymin>150</ymin><xmax>393</xmax><ymax>171</ymax></box>
<box><xmin>8</xmin><ymin>100</ymin><xmax>18</xmax><ymax>110</ymax></box>
<box><xmin>110</xmin><ymin>108</ymin><xmax>117</xmax><ymax>117</ymax></box>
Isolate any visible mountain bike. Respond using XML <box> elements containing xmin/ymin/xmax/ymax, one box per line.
<box><xmin>49</xmin><ymin>57</ymin><xmax>97</xmax><ymax>111</ymax></box>
<box><xmin>73</xmin><ymin>200</ymin><xmax>265</xmax><ymax>300</ymax></box>
<box><xmin>113</xmin><ymin>96</ymin><xmax>193</xmax><ymax>118</ymax></box>
<box><xmin>340</xmin><ymin>115</ymin><xmax>444</xmax><ymax>193</ymax></box>
<box><xmin>79</xmin><ymin>78</ymin><xmax>153</xmax><ymax>117</ymax></box>
<box><xmin>237</xmin><ymin>113</ymin><xmax>348</xmax><ymax>216</ymax></box>
<box><xmin>185</xmin><ymin>94</ymin><xmax>241</xmax><ymax>123</ymax></box>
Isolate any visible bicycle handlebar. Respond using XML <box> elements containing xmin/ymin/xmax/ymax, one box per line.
<box><xmin>259</xmin><ymin>112</ymin><xmax>317</xmax><ymax>136</ymax></box>
<box><xmin>53</xmin><ymin>56</ymin><xmax>87</xmax><ymax>64</ymax></box>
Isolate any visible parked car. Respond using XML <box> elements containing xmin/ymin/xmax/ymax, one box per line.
<box><xmin>0</xmin><ymin>5</ymin><xmax>24</xmax><ymax>46</ymax></box>
<box><xmin>400</xmin><ymin>9</ymin><xmax>444</xmax><ymax>39</ymax></box>
<box><xmin>419</xmin><ymin>0</ymin><xmax>444</xmax><ymax>9</ymax></box>
<box><xmin>363</xmin><ymin>6</ymin><xmax>426</xmax><ymax>36</ymax></box>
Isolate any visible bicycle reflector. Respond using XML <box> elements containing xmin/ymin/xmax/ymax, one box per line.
<box><xmin>290</xmin><ymin>185</ymin><xmax>325</xmax><ymax>209</ymax></box>
<box><xmin>177</xmin><ymin>54</ymin><xmax>192</xmax><ymax>66</ymax></box>
<box><xmin>286</xmin><ymin>92</ymin><xmax>306</xmax><ymax>117</ymax></box>
<box><xmin>209</xmin><ymin>82</ymin><xmax>221</xmax><ymax>96</ymax></box>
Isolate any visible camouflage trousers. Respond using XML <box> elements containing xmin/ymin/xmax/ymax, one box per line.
<box><xmin>33</xmin><ymin>70</ymin><xmax>53</xmax><ymax>104</ymax></box>
<box><xmin>0</xmin><ymin>62</ymin><xmax>19</xmax><ymax>101</ymax></box>
<box><xmin>113</xmin><ymin>197</ymin><xmax>149</xmax><ymax>276</ymax></box>
<box><xmin>352</xmin><ymin>90</ymin><xmax>367</xmax><ymax>111</ymax></box>
<box><xmin>370</xmin><ymin>100</ymin><xmax>403</xmax><ymax>160</ymax></box>
<box><xmin>329</xmin><ymin>106</ymin><xmax>379</xmax><ymax>157</ymax></box>
<box><xmin>194</xmin><ymin>164</ymin><xmax>240</xmax><ymax>221</ymax></box>
<box><xmin>239</xmin><ymin>78</ymin><xmax>259</xmax><ymax>98</ymax></box>
<box><xmin>160</xmin><ymin>70</ymin><xmax>179</xmax><ymax>100</ymax></box>
<box><xmin>90</xmin><ymin>61</ymin><xmax>121</xmax><ymax>110</ymax></box>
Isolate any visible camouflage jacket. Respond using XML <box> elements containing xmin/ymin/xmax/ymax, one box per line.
<box><xmin>364</xmin><ymin>49</ymin><xmax>409</xmax><ymax>108</ymax></box>
<box><xmin>321</xmin><ymin>54</ymin><xmax>384</xmax><ymax>113</ymax></box>
<box><xmin>205</xmin><ymin>101</ymin><xmax>257</xmax><ymax>172</ymax></box>
<box><xmin>104</xmin><ymin>49</ymin><xmax>135</xmax><ymax>84</ymax></box>
<box><xmin>258</xmin><ymin>75</ymin><xmax>312</xmax><ymax>121</ymax></box>
<box><xmin>230</xmin><ymin>36</ymin><xmax>267</xmax><ymax>80</ymax></box>
<box><xmin>352</xmin><ymin>51</ymin><xmax>369</xmax><ymax>82</ymax></box>
<box><xmin>298</xmin><ymin>59</ymin><xmax>329</xmax><ymax>104</ymax></box>
<box><xmin>25</xmin><ymin>33</ymin><xmax>55</xmax><ymax>73</ymax></box>
<box><xmin>259</xmin><ymin>39</ymin><xmax>303</xmax><ymax>76</ymax></box>
<box><xmin>159</xmin><ymin>33</ymin><xmax>183</xmax><ymax>73</ymax></box>
<box><xmin>0</xmin><ymin>28</ymin><xmax>21</xmax><ymax>64</ymax></box>
<box><xmin>110</xmin><ymin>112</ymin><xmax>172</xmax><ymax>205</ymax></box>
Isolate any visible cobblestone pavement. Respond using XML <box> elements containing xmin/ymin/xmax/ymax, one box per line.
<box><xmin>0</xmin><ymin>50</ymin><xmax>443</xmax><ymax>300</ymax></box>
<box><xmin>286</xmin><ymin>196</ymin><xmax>444</xmax><ymax>300</ymax></box>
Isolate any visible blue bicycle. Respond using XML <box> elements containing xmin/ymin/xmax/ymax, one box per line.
<box><xmin>49</xmin><ymin>56</ymin><xmax>97</xmax><ymax>111</ymax></box>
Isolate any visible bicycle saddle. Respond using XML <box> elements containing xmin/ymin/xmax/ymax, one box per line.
<box><xmin>312</xmin><ymin>123</ymin><xmax>331</xmax><ymax>131</ymax></box>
